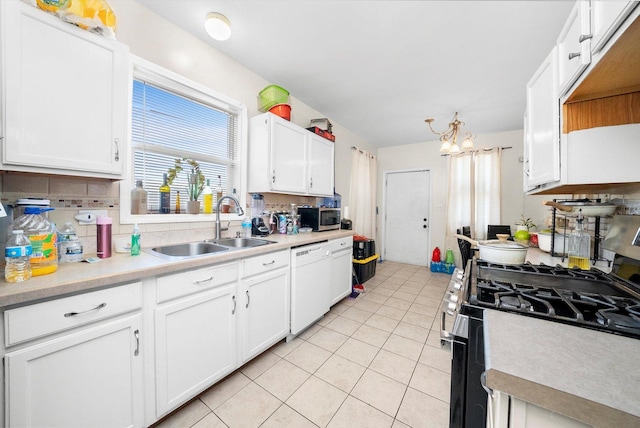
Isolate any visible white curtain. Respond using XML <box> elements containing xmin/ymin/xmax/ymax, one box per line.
<box><xmin>446</xmin><ymin>148</ymin><xmax>502</xmax><ymax>241</ymax></box>
<box><xmin>349</xmin><ymin>147</ymin><xmax>377</xmax><ymax>239</ymax></box>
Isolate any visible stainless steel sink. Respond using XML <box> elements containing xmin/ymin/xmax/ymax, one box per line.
<box><xmin>148</xmin><ymin>242</ymin><xmax>229</xmax><ymax>259</ymax></box>
<box><xmin>213</xmin><ymin>237</ymin><xmax>273</xmax><ymax>248</ymax></box>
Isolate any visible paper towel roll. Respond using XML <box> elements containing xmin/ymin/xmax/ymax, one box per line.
<box><xmin>343</xmin><ymin>206</ymin><xmax>349</xmax><ymax>219</ymax></box>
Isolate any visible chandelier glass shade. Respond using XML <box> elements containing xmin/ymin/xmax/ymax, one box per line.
<box><xmin>425</xmin><ymin>112</ymin><xmax>475</xmax><ymax>154</ymax></box>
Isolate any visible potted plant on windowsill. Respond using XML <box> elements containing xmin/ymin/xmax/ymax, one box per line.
<box><xmin>166</xmin><ymin>157</ymin><xmax>206</xmax><ymax>214</ymax></box>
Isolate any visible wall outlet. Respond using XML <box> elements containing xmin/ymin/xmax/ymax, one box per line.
<box><xmin>75</xmin><ymin>209</ymin><xmax>108</xmax><ymax>225</ymax></box>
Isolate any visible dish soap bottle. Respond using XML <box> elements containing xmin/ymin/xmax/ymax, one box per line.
<box><xmin>568</xmin><ymin>211</ymin><xmax>590</xmax><ymax>270</ymax></box>
<box><xmin>203</xmin><ymin>179</ymin><xmax>213</xmax><ymax>214</ymax></box>
<box><xmin>131</xmin><ymin>223</ymin><xmax>141</xmax><ymax>256</ymax></box>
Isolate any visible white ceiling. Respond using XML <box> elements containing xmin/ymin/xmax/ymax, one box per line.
<box><xmin>135</xmin><ymin>0</ymin><xmax>574</xmax><ymax>148</ymax></box>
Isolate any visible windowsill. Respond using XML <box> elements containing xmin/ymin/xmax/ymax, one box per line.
<box><xmin>120</xmin><ymin>211</ymin><xmax>246</xmax><ymax>225</ymax></box>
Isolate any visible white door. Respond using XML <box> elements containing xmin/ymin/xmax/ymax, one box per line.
<box><xmin>384</xmin><ymin>170</ymin><xmax>431</xmax><ymax>265</ymax></box>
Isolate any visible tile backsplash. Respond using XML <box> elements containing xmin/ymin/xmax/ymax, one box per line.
<box><xmin>0</xmin><ymin>172</ymin><xmax>321</xmax><ymax>255</ymax></box>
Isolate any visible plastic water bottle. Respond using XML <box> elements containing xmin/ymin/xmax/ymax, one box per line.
<box><xmin>5</xmin><ymin>230</ymin><xmax>33</xmax><ymax>283</ymax></box>
<box><xmin>58</xmin><ymin>222</ymin><xmax>83</xmax><ymax>263</ymax></box>
<box><xmin>9</xmin><ymin>206</ymin><xmax>58</xmax><ymax>276</ymax></box>
<box><xmin>241</xmin><ymin>217</ymin><xmax>252</xmax><ymax>238</ymax></box>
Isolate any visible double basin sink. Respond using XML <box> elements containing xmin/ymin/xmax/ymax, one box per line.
<box><xmin>148</xmin><ymin>237</ymin><xmax>273</xmax><ymax>260</ymax></box>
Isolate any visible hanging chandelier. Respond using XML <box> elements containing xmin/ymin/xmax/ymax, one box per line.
<box><xmin>424</xmin><ymin>112</ymin><xmax>475</xmax><ymax>153</ymax></box>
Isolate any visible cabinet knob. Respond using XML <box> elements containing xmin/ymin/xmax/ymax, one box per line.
<box><xmin>568</xmin><ymin>52</ymin><xmax>581</xmax><ymax>60</ymax></box>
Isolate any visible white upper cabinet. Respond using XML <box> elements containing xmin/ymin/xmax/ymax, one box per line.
<box><xmin>307</xmin><ymin>133</ymin><xmax>335</xmax><ymax>197</ymax></box>
<box><xmin>557</xmin><ymin>1</ymin><xmax>591</xmax><ymax>96</ymax></box>
<box><xmin>590</xmin><ymin>1</ymin><xmax>639</xmax><ymax>53</ymax></box>
<box><xmin>248</xmin><ymin>112</ymin><xmax>335</xmax><ymax>197</ymax></box>
<box><xmin>525</xmin><ymin>47</ymin><xmax>560</xmax><ymax>189</ymax></box>
<box><xmin>0</xmin><ymin>0</ymin><xmax>128</xmax><ymax>178</ymax></box>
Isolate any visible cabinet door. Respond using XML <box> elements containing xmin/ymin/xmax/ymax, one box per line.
<box><xmin>240</xmin><ymin>267</ymin><xmax>290</xmax><ymax>362</ymax></box>
<box><xmin>155</xmin><ymin>284</ymin><xmax>236</xmax><ymax>417</ymax></box>
<box><xmin>591</xmin><ymin>1</ymin><xmax>639</xmax><ymax>53</ymax></box>
<box><xmin>1</xmin><ymin>0</ymin><xmax>127</xmax><ymax>177</ymax></box>
<box><xmin>5</xmin><ymin>314</ymin><xmax>144</xmax><ymax>428</ymax></box>
<box><xmin>307</xmin><ymin>133</ymin><xmax>335</xmax><ymax>197</ymax></box>
<box><xmin>269</xmin><ymin>116</ymin><xmax>308</xmax><ymax>193</ymax></box>
<box><xmin>330</xmin><ymin>238</ymin><xmax>353</xmax><ymax>306</ymax></box>
<box><xmin>525</xmin><ymin>47</ymin><xmax>560</xmax><ymax>187</ymax></box>
<box><xmin>557</xmin><ymin>1</ymin><xmax>591</xmax><ymax>95</ymax></box>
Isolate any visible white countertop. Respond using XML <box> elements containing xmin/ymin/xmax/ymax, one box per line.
<box><xmin>484</xmin><ymin>310</ymin><xmax>640</xmax><ymax>427</ymax></box>
<box><xmin>0</xmin><ymin>230</ymin><xmax>354</xmax><ymax>309</ymax></box>
<box><xmin>525</xmin><ymin>247</ymin><xmax>613</xmax><ymax>272</ymax></box>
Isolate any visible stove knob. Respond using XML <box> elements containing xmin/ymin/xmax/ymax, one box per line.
<box><xmin>456</xmin><ymin>271</ymin><xmax>464</xmax><ymax>280</ymax></box>
<box><xmin>447</xmin><ymin>301</ymin><xmax>457</xmax><ymax>312</ymax></box>
<box><xmin>452</xmin><ymin>281</ymin><xmax>462</xmax><ymax>290</ymax></box>
<box><xmin>448</xmin><ymin>294</ymin><xmax>459</xmax><ymax>303</ymax></box>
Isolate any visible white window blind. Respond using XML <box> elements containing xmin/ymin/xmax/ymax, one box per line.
<box><xmin>131</xmin><ymin>79</ymin><xmax>238</xmax><ymax>213</ymax></box>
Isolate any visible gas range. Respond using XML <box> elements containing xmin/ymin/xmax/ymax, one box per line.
<box><xmin>472</xmin><ymin>261</ymin><xmax>640</xmax><ymax>339</ymax></box>
<box><xmin>441</xmin><ymin>215</ymin><xmax>640</xmax><ymax>428</ymax></box>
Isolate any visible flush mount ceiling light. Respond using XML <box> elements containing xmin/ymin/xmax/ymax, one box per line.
<box><xmin>205</xmin><ymin>12</ymin><xmax>231</xmax><ymax>41</ymax></box>
<box><xmin>425</xmin><ymin>112</ymin><xmax>475</xmax><ymax>154</ymax></box>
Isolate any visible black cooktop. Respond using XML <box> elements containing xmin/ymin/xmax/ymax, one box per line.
<box><xmin>471</xmin><ymin>261</ymin><xmax>640</xmax><ymax>339</ymax></box>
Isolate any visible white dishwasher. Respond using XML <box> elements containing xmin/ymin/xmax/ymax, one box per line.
<box><xmin>290</xmin><ymin>241</ymin><xmax>332</xmax><ymax>336</ymax></box>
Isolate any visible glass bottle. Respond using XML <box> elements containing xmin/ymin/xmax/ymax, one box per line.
<box><xmin>203</xmin><ymin>179</ymin><xmax>213</xmax><ymax>214</ymax></box>
<box><xmin>175</xmin><ymin>190</ymin><xmax>181</xmax><ymax>214</ymax></box>
<box><xmin>160</xmin><ymin>173</ymin><xmax>171</xmax><ymax>214</ymax></box>
<box><xmin>5</xmin><ymin>230</ymin><xmax>32</xmax><ymax>283</ymax></box>
<box><xmin>130</xmin><ymin>180</ymin><xmax>148</xmax><ymax>214</ymax></box>
<box><xmin>568</xmin><ymin>212</ymin><xmax>591</xmax><ymax>270</ymax></box>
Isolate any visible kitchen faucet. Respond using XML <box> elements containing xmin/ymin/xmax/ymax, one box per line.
<box><xmin>215</xmin><ymin>195</ymin><xmax>244</xmax><ymax>240</ymax></box>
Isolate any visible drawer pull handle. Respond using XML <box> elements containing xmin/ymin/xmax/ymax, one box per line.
<box><xmin>568</xmin><ymin>52</ymin><xmax>580</xmax><ymax>60</ymax></box>
<box><xmin>232</xmin><ymin>295</ymin><xmax>236</xmax><ymax>315</ymax></box>
<box><xmin>193</xmin><ymin>276</ymin><xmax>213</xmax><ymax>284</ymax></box>
<box><xmin>134</xmin><ymin>329</ymin><xmax>140</xmax><ymax>356</ymax></box>
<box><xmin>64</xmin><ymin>302</ymin><xmax>107</xmax><ymax>318</ymax></box>
<box><xmin>246</xmin><ymin>290</ymin><xmax>250</xmax><ymax>308</ymax></box>
<box><xmin>262</xmin><ymin>260</ymin><xmax>276</xmax><ymax>266</ymax></box>
<box><xmin>579</xmin><ymin>34</ymin><xmax>592</xmax><ymax>43</ymax></box>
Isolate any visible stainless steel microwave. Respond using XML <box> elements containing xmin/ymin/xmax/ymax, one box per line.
<box><xmin>298</xmin><ymin>207</ymin><xmax>341</xmax><ymax>231</ymax></box>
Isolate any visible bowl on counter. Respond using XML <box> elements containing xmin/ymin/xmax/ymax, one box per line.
<box><xmin>538</xmin><ymin>230</ymin><xmax>568</xmax><ymax>255</ymax></box>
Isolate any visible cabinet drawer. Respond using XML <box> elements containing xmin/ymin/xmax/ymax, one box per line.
<box><xmin>330</xmin><ymin>236</ymin><xmax>353</xmax><ymax>252</ymax></box>
<box><xmin>157</xmin><ymin>262</ymin><xmax>238</xmax><ymax>303</ymax></box>
<box><xmin>4</xmin><ymin>282</ymin><xmax>142</xmax><ymax>346</ymax></box>
<box><xmin>242</xmin><ymin>250</ymin><xmax>290</xmax><ymax>278</ymax></box>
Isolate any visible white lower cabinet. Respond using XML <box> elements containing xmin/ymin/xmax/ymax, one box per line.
<box><xmin>154</xmin><ymin>263</ymin><xmax>238</xmax><ymax>417</ymax></box>
<box><xmin>5</xmin><ymin>314</ymin><xmax>144</xmax><ymax>428</ymax></box>
<box><xmin>239</xmin><ymin>250</ymin><xmax>290</xmax><ymax>363</ymax></box>
<box><xmin>330</xmin><ymin>236</ymin><xmax>353</xmax><ymax>306</ymax></box>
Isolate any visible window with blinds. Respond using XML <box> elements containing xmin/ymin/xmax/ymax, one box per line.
<box><xmin>131</xmin><ymin>77</ymin><xmax>239</xmax><ymax>213</ymax></box>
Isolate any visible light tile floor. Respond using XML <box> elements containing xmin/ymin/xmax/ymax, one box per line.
<box><xmin>153</xmin><ymin>261</ymin><xmax>452</xmax><ymax>428</ymax></box>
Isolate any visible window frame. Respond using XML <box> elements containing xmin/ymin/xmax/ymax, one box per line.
<box><xmin>120</xmin><ymin>55</ymin><xmax>248</xmax><ymax>225</ymax></box>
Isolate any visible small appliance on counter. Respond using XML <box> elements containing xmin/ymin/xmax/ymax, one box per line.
<box><xmin>298</xmin><ymin>207</ymin><xmax>340</xmax><ymax>231</ymax></box>
<box><xmin>250</xmin><ymin>194</ymin><xmax>269</xmax><ymax>236</ymax></box>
